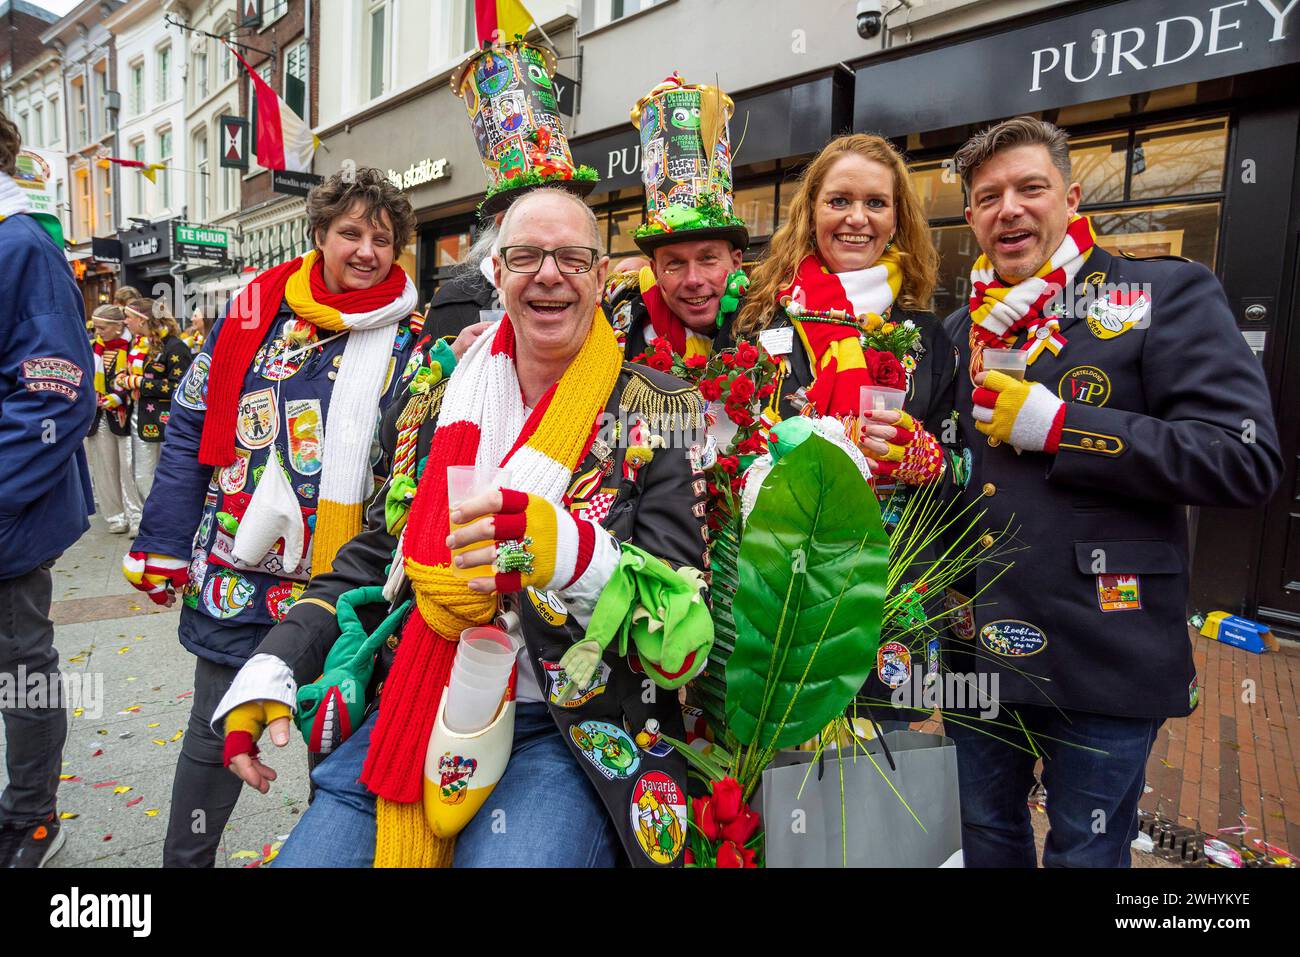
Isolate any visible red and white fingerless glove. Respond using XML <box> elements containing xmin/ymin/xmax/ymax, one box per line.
<box><xmin>115</xmin><ymin>373</ymin><xmax>143</xmax><ymax>391</ymax></box>
<box><xmin>866</xmin><ymin>411</ymin><xmax>946</xmax><ymax>485</ymax></box>
<box><xmin>122</xmin><ymin>551</ymin><xmax>189</xmax><ymax>605</ymax></box>
<box><xmin>488</xmin><ymin>490</ymin><xmax>612</xmax><ymax>595</ymax></box>
<box><xmin>972</xmin><ymin>371</ymin><xmax>1066</xmax><ymax>453</ymax></box>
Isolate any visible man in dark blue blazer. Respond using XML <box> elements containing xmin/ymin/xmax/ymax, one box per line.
<box><xmin>0</xmin><ymin>112</ymin><xmax>95</xmax><ymax>868</ymax></box>
<box><xmin>940</xmin><ymin>116</ymin><xmax>1282</xmax><ymax>867</ymax></box>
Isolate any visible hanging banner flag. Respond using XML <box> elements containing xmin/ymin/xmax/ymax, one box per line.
<box><xmin>220</xmin><ymin>115</ymin><xmax>250</xmax><ymax>171</ymax></box>
<box><xmin>474</xmin><ymin>0</ymin><xmax>535</xmax><ymax>46</ymax></box>
<box><xmin>224</xmin><ymin>41</ymin><xmax>319</xmax><ymax>173</ymax></box>
<box><xmin>96</xmin><ymin>155</ymin><xmax>169</xmax><ymax>183</ymax></box>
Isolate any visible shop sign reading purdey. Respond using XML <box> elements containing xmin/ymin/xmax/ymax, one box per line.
<box><xmin>853</xmin><ymin>0</ymin><xmax>1300</xmax><ymax>137</ymax></box>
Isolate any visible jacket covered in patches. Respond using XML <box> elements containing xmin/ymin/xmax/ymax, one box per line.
<box><xmin>0</xmin><ymin>213</ymin><xmax>95</xmax><ymax>580</ymax></box>
<box><xmin>253</xmin><ymin>340</ymin><xmax>710</xmax><ymax>867</ymax></box>
<box><xmin>132</xmin><ymin>302</ymin><xmax>416</xmax><ymax>667</ymax></box>
<box><xmin>131</xmin><ymin>332</ymin><xmax>192</xmax><ymax>443</ymax></box>
<box><xmin>941</xmin><ymin>248</ymin><xmax>1282</xmax><ymax>719</ymax></box>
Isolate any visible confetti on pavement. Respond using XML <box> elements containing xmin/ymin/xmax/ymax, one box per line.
<box><xmin>144</xmin><ymin>809</ymin><xmax>159</xmax><ymax>817</ymax></box>
<box><xmin>91</xmin><ymin>780</ymin><xmax>119</xmax><ymax>789</ymax></box>
<box><xmin>117</xmin><ymin>646</ymin><xmax>131</xmax><ymax>654</ymax></box>
<box><xmin>171</xmin><ymin>730</ymin><xmax>184</xmax><ymax>741</ymax></box>
<box><xmin>147</xmin><ymin>722</ymin><xmax>160</xmax><ymax>729</ymax></box>
<box><xmin>176</xmin><ymin>691</ymin><xmax>194</xmax><ymax>700</ymax></box>
<box><xmin>112</xmin><ymin>786</ymin><xmax>132</xmax><ymax>796</ymax></box>
<box><xmin>126</xmin><ymin>797</ymin><xmax>143</xmax><ymax>808</ymax></box>
<box><xmin>59</xmin><ymin>812</ymin><xmax>79</xmax><ymax>820</ymax></box>
<box><xmin>152</xmin><ymin>740</ymin><xmax>166</xmax><ymax>746</ymax></box>
<box><xmin>59</xmin><ymin>774</ymin><xmax>81</xmax><ymax>782</ymax></box>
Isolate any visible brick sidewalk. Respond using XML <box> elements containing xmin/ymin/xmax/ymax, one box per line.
<box><xmin>1140</xmin><ymin>628</ymin><xmax>1300</xmax><ymax>862</ymax></box>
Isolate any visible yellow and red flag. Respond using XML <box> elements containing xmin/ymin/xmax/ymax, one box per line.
<box><xmin>475</xmin><ymin>0</ymin><xmax>534</xmax><ymax>45</ymax></box>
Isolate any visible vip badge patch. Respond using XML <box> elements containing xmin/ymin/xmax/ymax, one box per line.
<box><xmin>1096</xmin><ymin>573</ymin><xmax>1141</xmax><ymax>612</ymax></box>
<box><xmin>201</xmin><ymin>567</ymin><xmax>255</xmax><ymax>620</ymax></box>
<box><xmin>876</xmin><ymin>641</ymin><xmax>911</xmax><ymax>689</ymax></box>
<box><xmin>569</xmin><ymin>720</ymin><xmax>640</xmax><ymax>781</ymax></box>
<box><xmin>542</xmin><ymin>659</ymin><xmax>609</xmax><ymax>708</ymax></box>
<box><xmin>629</xmin><ymin>770</ymin><xmax>687</xmax><ymax>865</ymax></box>
<box><xmin>285</xmin><ymin>398</ymin><xmax>324</xmax><ymax>476</ymax></box>
<box><xmin>1086</xmin><ymin>289</ymin><xmax>1151</xmax><ymax>340</ymax></box>
<box><xmin>218</xmin><ymin>449</ymin><xmax>251</xmax><ymax>495</ymax></box>
<box><xmin>979</xmin><ymin>619</ymin><xmax>1047</xmax><ymax>657</ymax></box>
<box><xmin>1058</xmin><ymin>365</ymin><xmax>1111</xmax><ymax>407</ymax></box>
<box><xmin>236</xmin><ymin>388</ymin><xmax>278</xmax><ymax>449</ymax></box>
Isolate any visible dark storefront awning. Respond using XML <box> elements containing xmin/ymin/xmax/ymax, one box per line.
<box><xmin>571</xmin><ymin>68</ymin><xmax>853</xmax><ymax>196</ymax></box>
<box><xmin>851</xmin><ymin>0</ymin><xmax>1300</xmax><ymax>138</ymax></box>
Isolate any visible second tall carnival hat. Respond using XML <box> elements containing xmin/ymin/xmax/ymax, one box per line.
<box><xmin>451</xmin><ymin>39</ymin><xmax>598</xmax><ymax>215</ymax></box>
<box><xmin>630</xmin><ymin>73</ymin><xmax>748</xmax><ymax>255</ymax></box>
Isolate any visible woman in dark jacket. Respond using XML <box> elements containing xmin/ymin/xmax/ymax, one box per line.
<box><xmin>119</xmin><ymin>298</ymin><xmax>191</xmax><ymax>507</ymax></box>
<box><xmin>733</xmin><ymin>133</ymin><xmax>960</xmax><ymax>724</ymax></box>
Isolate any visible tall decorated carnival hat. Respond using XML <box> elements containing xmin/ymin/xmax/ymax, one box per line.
<box><xmin>450</xmin><ymin>39</ymin><xmax>598</xmax><ymax>214</ymax></box>
<box><xmin>630</xmin><ymin>73</ymin><xmax>748</xmax><ymax>255</ymax></box>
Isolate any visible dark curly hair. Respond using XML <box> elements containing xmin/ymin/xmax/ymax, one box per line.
<box><xmin>1</xmin><ymin>110</ymin><xmax>21</xmax><ymax>176</ymax></box>
<box><xmin>305</xmin><ymin>166</ymin><xmax>416</xmax><ymax>253</ymax></box>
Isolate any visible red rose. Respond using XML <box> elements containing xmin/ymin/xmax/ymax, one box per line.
<box><xmin>757</xmin><ymin>383</ymin><xmax>775</xmax><ymax>399</ymax></box>
<box><xmin>684</xmin><ymin>354</ymin><xmax>707</xmax><ymax>369</ymax></box>
<box><xmin>719</xmin><ymin>353</ymin><xmax>735</xmax><ymax>367</ymax></box>
<box><xmin>684</xmin><ymin>847</ymin><xmax>695</xmax><ymax>866</ymax></box>
<box><xmin>692</xmin><ymin>796</ymin><xmax>720</xmax><ymax>841</ymax></box>
<box><xmin>867</xmin><ymin>350</ymin><xmax>907</xmax><ymax>390</ymax></box>
<box><xmin>735</xmin><ymin>341</ymin><xmax>759</xmax><ymax>368</ymax></box>
<box><xmin>720</xmin><ymin>805</ymin><xmax>761</xmax><ymax>845</ymax></box>
<box><xmin>711</xmin><ymin>777</ymin><xmax>743</xmax><ymax>824</ymax></box>
<box><xmin>725</xmin><ymin>403</ymin><xmax>754</xmax><ymax>427</ymax></box>
<box><xmin>716</xmin><ymin>840</ymin><xmax>757</xmax><ymax>868</ymax></box>
<box><xmin>646</xmin><ymin>350</ymin><xmax>673</xmax><ymax>373</ymax></box>
<box><xmin>698</xmin><ymin>377</ymin><xmax>722</xmax><ymax>401</ymax></box>
<box><xmin>728</xmin><ymin>376</ymin><xmax>755</xmax><ymax>403</ymax></box>
<box><xmin>717</xmin><ymin>456</ymin><xmax>739</xmax><ymax>475</ymax></box>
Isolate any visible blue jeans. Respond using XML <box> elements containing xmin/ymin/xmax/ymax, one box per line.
<box><xmin>275</xmin><ymin>702</ymin><xmax>619</xmax><ymax>867</ymax></box>
<box><xmin>944</xmin><ymin>704</ymin><xmax>1162</xmax><ymax>867</ymax></box>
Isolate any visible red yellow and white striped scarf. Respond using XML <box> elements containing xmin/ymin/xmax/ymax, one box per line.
<box><xmin>361</xmin><ymin>309</ymin><xmax>621</xmax><ymax>867</ymax></box>
<box><xmin>968</xmin><ymin>215</ymin><xmax>1096</xmax><ymax>368</ymax></box>
<box><xmin>780</xmin><ymin>250</ymin><xmax>902</xmax><ymax>417</ymax></box>
<box><xmin>200</xmin><ymin>251</ymin><xmax>416</xmax><ymax>574</ymax></box>
<box><xmin>93</xmin><ymin>336</ymin><xmax>130</xmax><ymax>401</ymax></box>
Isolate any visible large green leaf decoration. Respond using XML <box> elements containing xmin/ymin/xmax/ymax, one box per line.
<box><xmin>693</xmin><ymin>499</ymin><xmax>741</xmax><ymax>742</ymax></box>
<box><xmin>725</xmin><ymin>434</ymin><xmax>889</xmax><ymax>750</ymax></box>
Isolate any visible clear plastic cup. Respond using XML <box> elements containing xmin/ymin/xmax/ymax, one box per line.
<box><xmin>859</xmin><ymin>386</ymin><xmax>907</xmax><ymax>414</ymax></box>
<box><xmin>448</xmin><ymin>466</ymin><xmax>513</xmax><ymax>579</ymax></box>
<box><xmin>444</xmin><ymin>672</ymin><xmax>508</xmax><ymax>734</ymax></box>
<box><xmin>982</xmin><ymin>348</ymin><xmax>1028</xmax><ymax>381</ymax></box>
<box><xmin>457</xmin><ymin>627</ymin><xmax>516</xmax><ymax>670</ymax></box>
<box><xmin>452</xmin><ymin>654</ymin><xmax>510</xmax><ymax>683</ymax></box>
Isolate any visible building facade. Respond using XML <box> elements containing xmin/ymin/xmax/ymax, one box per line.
<box><xmin>42</xmin><ymin>0</ymin><xmax>127</xmax><ymax>313</ymax></box>
<box><xmin>233</xmin><ymin>0</ymin><xmax>315</xmax><ymax>290</ymax></box>
<box><xmin>2</xmin><ymin>45</ymin><xmax>69</xmax><ymax>245</ymax></box>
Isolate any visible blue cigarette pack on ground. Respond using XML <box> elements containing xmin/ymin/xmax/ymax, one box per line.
<box><xmin>1198</xmin><ymin>612</ymin><xmax>1279</xmax><ymax>654</ymax></box>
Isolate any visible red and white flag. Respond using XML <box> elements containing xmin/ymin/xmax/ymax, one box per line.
<box><xmin>225</xmin><ymin>43</ymin><xmax>319</xmax><ymax>173</ymax></box>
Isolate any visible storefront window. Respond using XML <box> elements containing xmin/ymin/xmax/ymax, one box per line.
<box><xmin>908</xmin><ymin>161</ymin><xmax>966</xmax><ymax>222</ymax></box>
<box><xmin>1130</xmin><ymin>119</ymin><xmax>1228</xmax><ymax>201</ymax></box>
<box><xmin>1091</xmin><ymin>202</ymin><xmax>1220</xmax><ymax>268</ymax></box>
<box><xmin>733</xmin><ymin>183</ymin><xmax>775</xmax><ymax>240</ymax></box>
<box><xmin>435</xmin><ymin>231</ymin><xmax>471</xmax><ymax>268</ymax></box>
<box><xmin>1069</xmin><ymin>133</ymin><xmax>1127</xmax><ymax>205</ymax></box>
<box><xmin>608</xmin><ymin>203</ymin><xmax>642</xmax><ymax>257</ymax></box>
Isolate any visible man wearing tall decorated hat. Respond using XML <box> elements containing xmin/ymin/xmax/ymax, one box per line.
<box><xmin>422</xmin><ymin>38</ymin><xmax>601</xmax><ymax>354</ymax></box>
<box><xmin>940</xmin><ymin>117</ymin><xmax>1282</xmax><ymax>867</ymax></box>
<box><xmin>604</xmin><ymin>73</ymin><xmax>750</xmax><ymax>366</ymax></box>
<box><xmin>214</xmin><ymin>184</ymin><xmax>713</xmax><ymax>868</ymax></box>
<box><xmin>121</xmin><ymin>168</ymin><xmax>423</xmax><ymax>867</ymax></box>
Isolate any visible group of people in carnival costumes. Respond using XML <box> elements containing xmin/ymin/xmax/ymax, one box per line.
<box><xmin>85</xmin><ymin>291</ymin><xmax>192</xmax><ymax>537</ymax></box>
<box><xmin>112</xmin><ymin>37</ymin><xmax>1277</xmax><ymax>869</ymax></box>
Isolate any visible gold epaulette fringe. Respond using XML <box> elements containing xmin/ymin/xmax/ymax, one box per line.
<box><xmin>619</xmin><ymin>367</ymin><xmax>705</xmax><ymax>432</ymax></box>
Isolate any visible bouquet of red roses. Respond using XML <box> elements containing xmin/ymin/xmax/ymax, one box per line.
<box><xmin>685</xmin><ymin>776</ymin><xmax>762</xmax><ymax>868</ymax></box>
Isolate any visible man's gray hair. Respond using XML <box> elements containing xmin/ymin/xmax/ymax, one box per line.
<box><xmin>498</xmin><ymin>187</ymin><xmax>603</xmax><ymax>252</ymax></box>
<box><xmin>453</xmin><ymin>221</ymin><xmax>501</xmax><ymax>282</ymax></box>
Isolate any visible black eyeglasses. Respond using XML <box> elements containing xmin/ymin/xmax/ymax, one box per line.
<box><xmin>499</xmin><ymin>245</ymin><xmax>600</xmax><ymax>275</ymax></box>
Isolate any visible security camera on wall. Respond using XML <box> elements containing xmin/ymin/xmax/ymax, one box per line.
<box><xmin>857</xmin><ymin>0</ymin><xmax>884</xmax><ymax>40</ymax></box>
